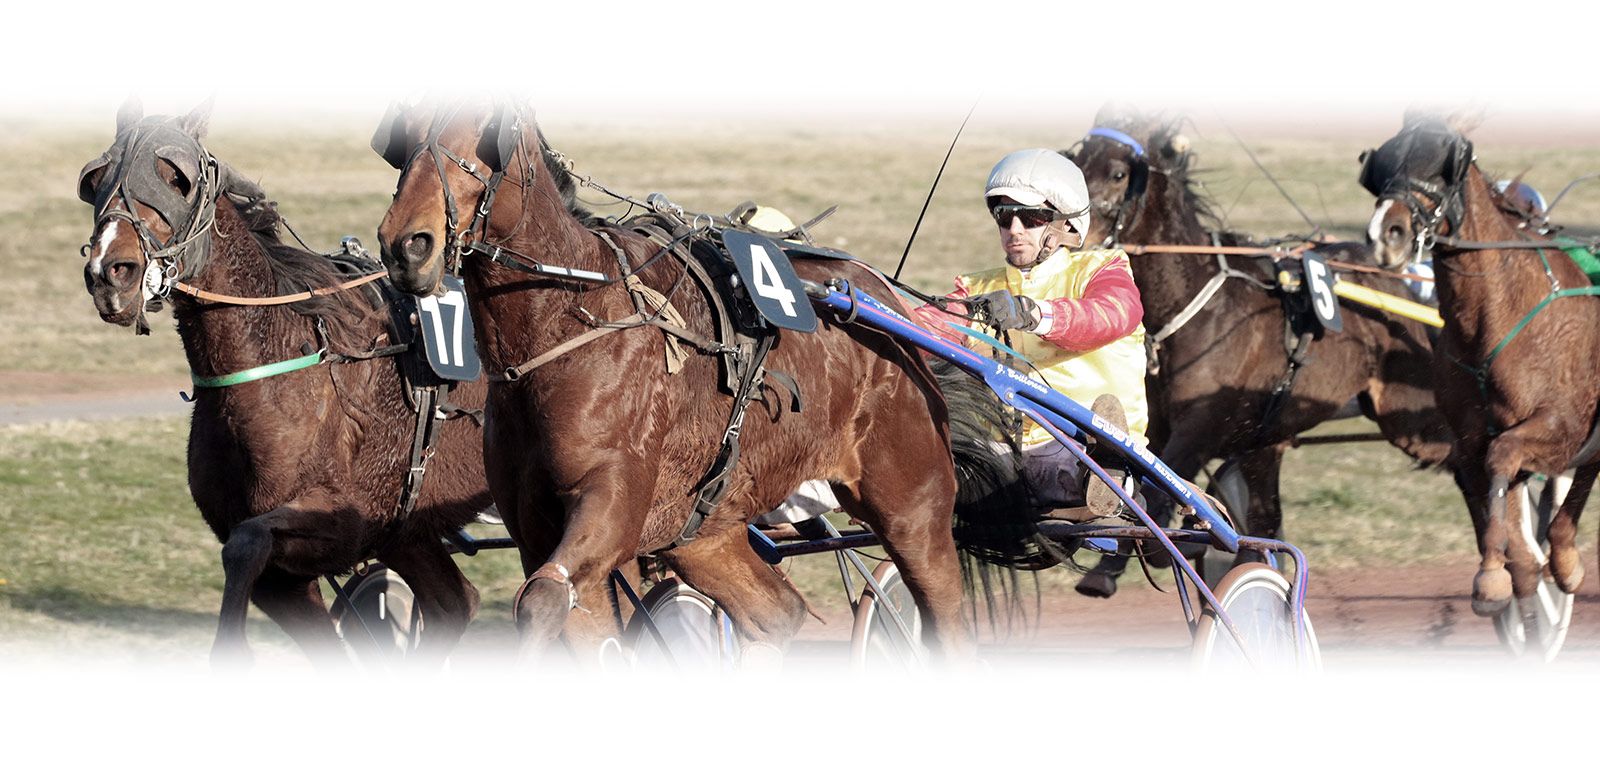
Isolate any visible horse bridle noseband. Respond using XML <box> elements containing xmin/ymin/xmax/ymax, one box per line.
<box><xmin>1359</xmin><ymin>127</ymin><xmax>1474</xmax><ymax>265</ymax></box>
<box><xmin>79</xmin><ymin>119</ymin><xmax>223</xmax><ymax>324</ymax></box>
<box><xmin>376</xmin><ymin>102</ymin><xmax>536</xmax><ymax>277</ymax></box>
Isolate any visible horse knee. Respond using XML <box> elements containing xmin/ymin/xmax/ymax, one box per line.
<box><xmin>220</xmin><ymin>522</ymin><xmax>273</xmax><ymax>577</ymax></box>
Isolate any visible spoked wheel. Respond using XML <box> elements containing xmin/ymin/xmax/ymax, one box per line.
<box><xmin>1192</xmin><ymin>563</ymin><xmax>1320</xmax><ymax>672</ymax></box>
<box><xmin>330</xmin><ymin>565</ymin><xmax>421</xmax><ymax>664</ymax></box>
<box><xmin>850</xmin><ymin>561</ymin><xmax>924</xmax><ymax>671</ymax></box>
<box><xmin>623</xmin><ymin>577</ymin><xmax>736</xmax><ymax>672</ymax></box>
<box><xmin>1493</xmin><ymin>476</ymin><xmax>1574</xmax><ymax>662</ymax></box>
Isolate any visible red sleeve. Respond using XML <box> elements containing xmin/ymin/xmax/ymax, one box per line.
<box><xmin>913</xmin><ymin>278</ymin><xmax>972</xmax><ymax>344</ymax></box>
<box><xmin>1035</xmin><ymin>258</ymin><xmax>1144</xmax><ymax>352</ymax></box>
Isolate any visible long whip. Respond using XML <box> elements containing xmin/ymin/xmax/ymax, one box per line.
<box><xmin>894</xmin><ymin>101</ymin><xmax>979</xmax><ymax>281</ymax></box>
<box><xmin>1217</xmin><ymin>115</ymin><xmax>1324</xmax><ymax>238</ymax></box>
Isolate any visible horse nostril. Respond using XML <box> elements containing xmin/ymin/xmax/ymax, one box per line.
<box><xmin>108</xmin><ymin>261</ymin><xmax>139</xmax><ymax>288</ymax></box>
<box><xmin>402</xmin><ymin>232</ymin><xmax>434</xmax><ymax>263</ymax></box>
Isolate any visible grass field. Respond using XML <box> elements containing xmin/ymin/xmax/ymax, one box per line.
<box><xmin>2</xmin><ymin>109</ymin><xmax>1598</xmax><ymax>659</ymax></box>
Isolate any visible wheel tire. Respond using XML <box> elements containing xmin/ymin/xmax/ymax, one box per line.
<box><xmin>1493</xmin><ymin>478</ymin><xmax>1574</xmax><ymax>661</ymax></box>
<box><xmin>330</xmin><ymin>565</ymin><xmax>422</xmax><ymax>665</ymax></box>
<box><xmin>1192</xmin><ymin>562</ymin><xmax>1320</xmax><ymax>672</ymax></box>
<box><xmin>850</xmin><ymin>561</ymin><xmax>924</xmax><ymax>671</ymax></box>
<box><xmin>623</xmin><ymin>578</ymin><xmax>735</xmax><ymax>672</ymax></box>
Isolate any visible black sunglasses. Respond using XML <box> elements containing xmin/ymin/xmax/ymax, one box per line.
<box><xmin>989</xmin><ymin>204</ymin><xmax>1060</xmax><ymax>229</ymax></box>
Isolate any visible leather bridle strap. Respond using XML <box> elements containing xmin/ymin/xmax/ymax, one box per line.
<box><xmin>170</xmin><ymin>271</ymin><xmax>386</xmax><ymax>305</ymax></box>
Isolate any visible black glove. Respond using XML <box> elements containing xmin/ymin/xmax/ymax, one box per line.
<box><xmin>971</xmin><ymin>290</ymin><xmax>1041</xmax><ymax>332</ymax></box>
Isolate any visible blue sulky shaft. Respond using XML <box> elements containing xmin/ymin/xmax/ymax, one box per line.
<box><xmin>804</xmin><ymin>278</ymin><xmax>1241</xmax><ymax>553</ymax></box>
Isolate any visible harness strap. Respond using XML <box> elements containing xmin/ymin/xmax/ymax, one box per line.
<box><xmin>1146</xmin><ymin>252</ymin><xmax>1275</xmax><ymax>373</ymax></box>
<box><xmin>190</xmin><ymin>349</ymin><xmax>325</xmax><ymax>389</ymax></box>
<box><xmin>396</xmin><ymin>385</ymin><xmax>442</xmax><ymax>520</ymax></box>
<box><xmin>170</xmin><ymin>271</ymin><xmax>385</xmax><ymax>306</ymax></box>
<box><xmin>665</xmin><ymin>332</ymin><xmax>778</xmax><ymax>551</ymax></box>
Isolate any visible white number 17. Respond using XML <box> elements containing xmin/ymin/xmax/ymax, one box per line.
<box><xmin>418</xmin><ymin>290</ymin><xmax>467</xmax><ymax>365</ymax></box>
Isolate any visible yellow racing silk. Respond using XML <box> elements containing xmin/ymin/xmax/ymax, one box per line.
<box><xmin>956</xmin><ymin>247</ymin><xmax>1149</xmax><ymax>447</ymax></box>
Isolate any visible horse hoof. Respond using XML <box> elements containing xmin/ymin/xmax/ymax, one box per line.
<box><xmin>1075</xmin><ymin>572</ymin><xmax>1117</xmax><ymax>599</ymax></box>
<box><xmin>1472</xmin><ymin>568</ymin><xmax>1513</xmax><ymax>616</ymax></box>
<box><xmin>1549</xmin><ymin>548</ymin><xmax>1585</xmax><ymax>594</ymax></box>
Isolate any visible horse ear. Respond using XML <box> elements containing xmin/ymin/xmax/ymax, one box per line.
<box><xmin>479</xmin><ymin>104</ymin><xmax>521</xmax><ymax>173</ymax></box>
<box><xmin>116</xmin><ymin>97</ymin><xmax>143</xmax><ymax>134</ymax></box>
<box><xmin>180</xmin><ymin>98</ymin><xmax>214</xmax><ymax>139</ymax></box>
<box><xmin>371</xmin><ymin>102</ymin><xmax>410</xmax><ymax>169</ymax></box>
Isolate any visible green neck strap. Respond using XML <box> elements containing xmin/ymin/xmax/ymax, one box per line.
<box><xmin>191</xmin><ymin>349</ymin><xmax>326</xmax><ymax>389</ymax></box>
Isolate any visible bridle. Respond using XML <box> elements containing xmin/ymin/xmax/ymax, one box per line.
<box><xmin>1073</xmin><ymin>126</ymin><xmax>1151</xmax><ymax>249</ymax></box>
<box><xmin>373</xmin><ymin>101</ymin><xmax>534</xmax><ymax>277</ymax></box>
<box><xmin>1359</xmin><ymin>126</ymin><xmax>1474</xmax><ymax>268</ymax></box>
<box><xmin>79</xmin><ymin>117</ymin><xmax>223</xmax><ymax>327</ymax></box>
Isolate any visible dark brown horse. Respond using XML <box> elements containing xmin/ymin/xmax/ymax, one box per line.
<box><xmin>370</xmin><ymin>99</ymin><xmax>1019</xmax><ymax>665</ymax></box>
<box><xmin>1066</xmin><ymin>108</ymin><xmax>1461</xmax><ymax>595</ymax></box>
<box><xmin>1363</xmin><ymin>113</ymin><xmax>1600</xmax><ymax>615</ymax></box>
<box><xmin>78</xmin><ymin>101</ymin><xmax>492</xmax><ymax>668</ymax></box>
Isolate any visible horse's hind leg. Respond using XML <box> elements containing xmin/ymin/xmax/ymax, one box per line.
<box><xmin>1547</xmin><ymin>462</ymin><xmax>1599</xmax><ymax>593</ymax></box>
<box><xmin>376</xmin><ymin>540</ymin><xmax>480</xmax><ymax>666</ymax></box>
<box><xmin>664</xmin><ymin>522</ymin><xmax>807</xmax><ymax>663</ymax></box>
<box><xmin>837</xmin><ymin>444</ymin><xmax>968</xmax><ymax>663</ymax></box>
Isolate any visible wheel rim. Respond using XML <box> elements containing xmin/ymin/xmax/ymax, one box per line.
<box><xmin>850</xmin><ymin>562</ymin><xmax>923</xmax><ymax>670</ymax></box>
<box><xmin>332</xmin><ymin>566</ymin><xmax>421</xmax><ymax>664</ymax></box>
<box><xmin>625</xmin><ymin>580</ymin><xmax>733</xmax><ymax>672</ymax></box>
<box><xmin>1193</xmin><ymin>563</ymin><xmax>1318</xmax><ymax>672</ymax></box>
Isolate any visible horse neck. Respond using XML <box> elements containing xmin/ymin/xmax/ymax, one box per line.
<box><xmin>1436</xmin><ymin>167</ymin><xmax>1570</xmax><ymax>355</ymax></box>
<box><xmin>462</xmin><ymin>175</ymin><xmax>620</xmax><ymax>373</ymax></box>
<box><xmin>1121</xmin><ymin>173</ymin><xmax>1234</xmax><ymax>326</ymax></box>
<box><xmin>170</xmin><ymin>200</ymin><xmax>321</xmax><ymax>381</ymax></box>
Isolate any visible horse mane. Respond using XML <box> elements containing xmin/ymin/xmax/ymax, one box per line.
<box><xmin>207</xmin><ymin>166</ymin><xmax>382</xmax><ymax>348</ymax></box>
<box><xmin>534</xmin><ymin>129</ymin><xmax>601</xmax><ymax>227</ymax></box>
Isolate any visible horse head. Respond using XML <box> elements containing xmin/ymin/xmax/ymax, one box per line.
<box><xmin>78</xmin><ymin>99</ymin><xmax>219</xmax><ymax>331</ymax></box>
<box><xmin>1068</xmin><ymin>106</ymin><xmax>1194</xmax><ymax>247</ymax></box>
<box><xmin>1360</xmin><ymin>113</ymin><xmax>1476</xmax><ymax>270</ymax></box>
<box><xmin>373</xmin><ymin>98</ymin><xmax>535</xmax><ymax>297</ymax></box>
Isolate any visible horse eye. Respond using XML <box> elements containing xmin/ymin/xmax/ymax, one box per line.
<box><xmin>1112</xmin><ymin>170</ymin><xmax>1127</xmax><ymax>181</ymax></box>
<box><xmin>158</xmin><ymin>159</ymin><xmax>193</xmax><ymax>197</ymax></box>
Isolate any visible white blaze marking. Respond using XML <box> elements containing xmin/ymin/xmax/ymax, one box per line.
<box><xmin>1367</xmin><ymin>199</ymin><xmax>1395</xmax><ymax>244</ymax></box>
<box><xmin>90</xmin><ymin>220</ymin><xmax>121</xmax><ymax>277</ymax></box>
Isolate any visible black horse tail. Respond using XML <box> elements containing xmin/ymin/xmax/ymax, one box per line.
<box><xmin>930</xmin><ymin>357</ymin><xmax>1079</xmax><ymax>636</ymax></box>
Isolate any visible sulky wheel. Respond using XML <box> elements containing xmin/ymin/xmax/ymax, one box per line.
<box><xmin>623</xmin><ymin>577</ymin><xmax>736</xmax><ymax>672</ymax></box>
<box><xmin>1192</xmin><ymin>562</ymin><xmax>1320</xmax><ymax>672</ymax></box>
<box><xmin>330</xmin><ymin>565</ymin><xmax>422</xmax><ymax>665</ymax></box>
<box><xmin>1493</xmin><ymin>476</ymin><xmax>1574</xmax><ymax>662</ymax></box>
<box><xmin>850</xmin><ymin>561</ymin><xmax>924</xmax><ymax>671</ymax></box>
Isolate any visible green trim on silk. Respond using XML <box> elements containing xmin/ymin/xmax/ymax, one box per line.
<box><xmin>190</xmin><ymin>350</ymin><xmax>326</xmax><ymax>389</ymax></box>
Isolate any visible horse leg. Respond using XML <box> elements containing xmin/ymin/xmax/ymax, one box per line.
<box><xmin>1232</xmin><ymin>445</ymin><xmax>1286</xmax><ymax>566</ymax></box>
<box><xmin>836</xmin><ymin>442</ymin><xmax>969</xmax><ymax>664</ymax></box>
<box><xmin>248</xmin><ymin>570</ymin><xmax>346</xmax><ymax>670</ymax></box>
<box><xmin>510</xmin><ymin>485</ymin><xmax>644</xmax><ymax>667</ymax></box>
<box><xmin>375</xmin><ymin>540</ymin><xmax>480</xmax><ymax>666</ymax></box>
<box><xmin>663</xmin><ymin>521</ymin><xmax>807</xmax><ymax>664</ymax></box>
<box><xmin>1477</xmin><ymin>425</ymin><xmax>1552</xmax><ymax>614</ymax></box>
<box><xmin>212</xmin><ymin>494</ymin><xmax>356</xmax><ymax>668</ymax></box>
<box><xmin>1548</xmin><ymin>462</ymin><xmax>1600</xmax><ymax>593</ymax></box>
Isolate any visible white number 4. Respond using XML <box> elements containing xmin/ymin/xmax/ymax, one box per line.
<box><xmin>418</xmin><ymin>289</ymin><xmax>467</xmax><ymax>366</ymax></box>
<box><xmin>748</xmin><ymin>244</ymin><xmax>798</xmax><ymax>317</ymax></box>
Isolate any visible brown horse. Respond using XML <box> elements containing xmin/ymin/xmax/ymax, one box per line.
<box><xmin>1362</xmin><ymin>113</ymin><xmax>1600</xmax><ymax>615</ymax></box>
<box><xmin>369</xmin><ymin>99</ymin><xmax>1021</xmax><ymax>665</ymax></box>
<box><xmin>1066</xmin><ymin>108</ymin><xmax>1461</xmax><ymax>596</ymax></box>
<box><xmin>78</xmin><ymin>101</ymin><xmax>492</xmax><ymax>668</ymax></box>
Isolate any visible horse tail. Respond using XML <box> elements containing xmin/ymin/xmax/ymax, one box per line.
<box><xmin>929</xmin><ymin>357</ymin><xmax>1078</xmax><ymax>636</ymax></box>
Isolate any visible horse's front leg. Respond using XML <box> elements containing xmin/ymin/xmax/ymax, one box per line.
<box><xmin>511</xmin><ymin>473</ymin><xmax>648</xmax><ymax>668</ymax></box>
<box><xmin>211</xmin><ymin>489</ymin><xmax>360</xmax><ymax>670</ymax></box>
<box><xmin>1547</xmin><ymin>462</ymin><xmax>1599</xmax><ymax>593</ymax></box>
<box><xmin>1477</xmin><ymin>417</ymin><xmax>1566</xmax><ymax>614</ymax></box>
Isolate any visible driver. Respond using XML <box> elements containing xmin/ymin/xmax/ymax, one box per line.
<box><xmin>918</xmin><ymin>149</ymin><xmax>1148</xmax><ymax>517</ymax></box>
